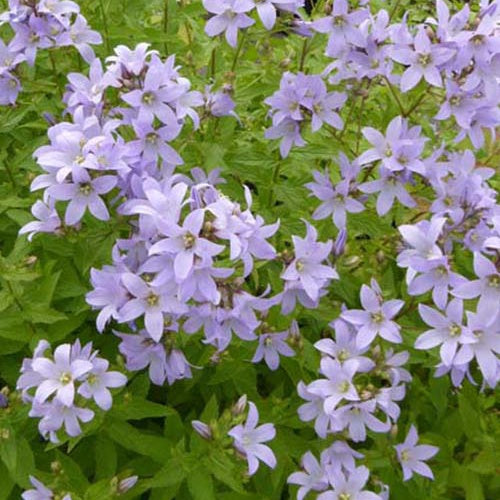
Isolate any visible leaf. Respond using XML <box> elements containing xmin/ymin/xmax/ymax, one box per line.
<box><xmin>111</xmin><ymin>397</ymin><xmax>170</xmax><ymax>421</ymax></box>
<box><xmin>187</xmin><ymin>466</ymin><xmax>216</xmax><ymax>500</ymax></box>
<box><xmin>106</xmin><ymin>419</ymin><xmax>171</xmax><ymax>463</ymax></box>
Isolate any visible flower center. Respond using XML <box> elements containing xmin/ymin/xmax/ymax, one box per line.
<box><xmin>296</xmin><ymin>259</ymin><xmax>305</xmax><ymax>272</ymax></box>
<box><xmin>87</xmin><ymin>374</ymin><xmax>97</xmax><ymax>385</ymax></box>
<box><xmin>183</xmin><ymin>232</ymin><xmax>196</xmax><ymax>249</ymax></box>
<box><xmin>339</xmin><ymin>493</ymin><xmax>351</xmax><ymax>500</ymax></box>
<box><xmin>242</xmin><ymin>435</ymin><xmax>251</xmax><ymax>446</ymax></box>
<box><xmin>79</xmin><ymin>183</ymin><xmax>92</xmax><ymax>196</ymax></box>
<box><xmin>147</xmin><ymin>293</ymin><xmax>160</xmax><ymax>307</ymax></box>
<box><xmin>8</xmin><ymin>79</ymin><xmax>17</xmax><ymax>89</ymax></box>
<box><xmin>142</xmin><ymin>92</ymin><xmax>155</xmax><ymax>105</ymax></box>
<box><xmin>449</xmin><ymin>95</ymin><xmax>462</xmax><ymax>107</ymax></box>
<box><xmin>449</xmin><ymin>323</ymin><xmax>461</xmax><ymax>337</ymax></box>
<box><xmin>338</xmin><ymin>380</ymin><xmax>350</xmax><ymax>393</ymax></box>
<box><xmin>401</xmin><ymin>449</ymin><xmax>410</xmax><ymax>462</ymax></box>
<box><xmin>371</xmin><ymin>311</ymin><xmax>384</xmax><ymax>324</ymax></box>
<box><xmin>333</xmin><ymin>15</ymin><xmax>346</xmax><ymax>27</ymax></box>
<box><xmin>59</xmin><ymin>372</ymin><xmax>72</xmax><ymax>385</ymax></box>
<box><xmin>418</xmin><ymin>53</ymin><xmax>432</xmax><ymax>66</ymax></box>
<box><xmin>75</xmin><ymin>154</ymin><xmax>85</xmax><ymax>164</ymax></box>
<box><xmin>264</xmin><ymin>336</ymin><xmax>273</xmax><ymax>347</ymax></box>
<box><xmin>488</xmin><ymin>275</ymin><xmax>500</xmax><ymax>288</ymax></box>
<box><xmin>146</xmin><ymin>132</ymin><xmax>158</xmax><ymax>144</ymax></box>
<box><xmin>338</xmin><ymin>349</ymin><xmax>350</xmax><ymax>362</ymax></box>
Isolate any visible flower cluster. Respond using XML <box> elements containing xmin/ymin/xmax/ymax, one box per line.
<box><xmin>0</xmin><ymin>0</ymin><xmax>101</xmax><ymax>105</ymax></box>
<box><xmin>17</xmin><ymin>340</ymin><xmax>127</xmax><ymax>442</ymax></box>
<box><xmin>265</xmin><ymin>71</ymin><xmax>347</xmax><ymax>157</ymax></box>
<box><xmin>203</xmin><ymin>0</ymin><xmax>305</xmax><ymax>47</ymax></box>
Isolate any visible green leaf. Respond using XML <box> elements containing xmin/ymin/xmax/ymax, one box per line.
<box><xmin>187</xmin><ymin>466</ymin><xmax>216</xmax><ymax>500</ymax></box>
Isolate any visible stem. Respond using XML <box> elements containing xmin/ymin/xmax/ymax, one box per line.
<box><xmin>231</xmin><ymin>32</ymin><xmax>246</xmax><ymax>73</ymax></box>
<box><xmin>267</xmin><ymin>161</ymin><xmax>282</xmax><ymax>207</ymax></box>
<box><xmin>355</xmin><ymin>92</ymin><xmax>368</xmax><ymax>155</ymax></box>
<box><xmin>403</xmin><ymin>92</ymin><xmax>427</xmax><ymax>118</ymax></box>
<box><xmin>163</xmin><ymin>0</ymin><xmax>169</xmax><ymax>54</ymax></box>
<box><xmin>389</xmin><ymin>0</ymin><xmax>403</xmax><ymax>21</ymax></box>
<box><xmin>209</xmin><ymin>48</ymin><xmax>216</xmax><ymax>81</ymax></box>
<box><xmin>5</xmin><ymin>281</ymin><xmax>37</xmax><ymax>336</ymax></box>
<box><xmin>383</xmin><ymin>76</ymin><xmax>406</xmax><ymax>116</ymax></box>
<box><xmin>49</xmin><ymin>51</ymin><xmax>63</xmax><ymax>98</ymax></box>
<box><xmin>99</xmin><ymin>0</ymin><xmax>111</xmax><ymax>53</ymax></box>
<box><xmin>299</xmin><ymin>39</ymin><xmax>309</xmax><ymax>72</ymax></box>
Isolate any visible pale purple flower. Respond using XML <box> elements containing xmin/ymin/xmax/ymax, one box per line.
<box><xmin>31</xmin><ymin>344</ymin><xmax>93</xmax><ymax>407</ymax></box>
<box><xmin>282</xmin><ymin>221</ymin><xmax>338</xmax><ymax>301</ymax></box>
<box><xmin>19</xmin><ymin>199</ymin><xmax>61</xmax><ymax>240</ymax></box>
<box><xmin>149</xmin><ymin>209</ymin><xmax>224</xmax><ymax>281</ymax></box>
<box><xmin>317</xmin><ymin>465</ymin><xmax>383</xmax><ymax>500</ymax></box>
<box><xmin>47</xmin><ymin>168</ymin><xmax>116</xmax><ymax>225</ymax></box>
<box><xmin>297</xmin><ymin>381</ymin><xmax>333</xmax><ymax>438</ymax></box>
<box><xmin>391</xmin><ymin>27</ymin><xmax>454</xmax><ymax>91</ymax></box>
<box><xmin>203</xmin><ymin>0</ymin><xmax>255</xmax><ymax>48</ymax></box>
<box><xmin>228</xmin><ymin>401</ymin><xmax>276</xmax><ymax>476</ymax></box>
<box><xmin>78</xmin><ymin>358</ymin><xmax>127</xmax><ymax>410</ymax></box>
<box><xmin>22</xmin><ymin>476</ymin><xmax>71</xmax><ymax>500</ymax></box>
<box><xmin>308</xmin><ymin>358</ymin><xmax>360</xmax><ymax>414</ymax></box>
<box><xmin>341</xmin><ymin>283</ymin><xmax>404</xmax><ymax>348</ymax></box>
<box><xmin>452</xmin><ymin>252</ymin><xmax>500</xmax><ymax>315</ymax></box>
<box><xmin>323</xmin><ymin>440</ymin><xmax>364</xmax><ymax>477</ymax></box>
<box><xmin>416</xmin><ymin>299</ymin><xmax>476</xmax><ymax>367</ymax></box>
<box><xmin>395</xmin><ymin>425</ymin><xmax>439</xmax><ymax>481</ymax></box>
<box><xmin>288</xmin><ymin>451</ymin><xmax>329</xmax><ymax>500</ymax></box>
<box><xmin>252</xmin><ymin>330</ymin><xmax>295</xmax><ymax>370</ymax></box>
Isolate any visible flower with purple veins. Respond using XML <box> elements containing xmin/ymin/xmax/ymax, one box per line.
<box><xmin>341</xmin><ymin>283</ymin><xmax>404</xmax><ymax>348</ymax></box>
<box><xmin>287</xmin><ymin>451</ymin><xmax>329</xmax><ymax>500</ymax></box>
<box><xmin>317</xmin><ymin>465</ymin><xmax>383</xmax><ymax>500</ymax></box>
<box><xmin>149</xmin><ymin>209</ymin><xmax>225</xmax><ymax>281</ymax></box>
<box><xmin>22</xmin><ymin>476</ymin><xmax>71</xmax><ymax>500</ymax></box>
<box><xmin>203</xmin><ymin>0</ymin><xmax>255</xmax><ymax>48</ymax></box>
<box><xmin>395</xmin><ymin>425</ymin><xmax>439</xmax><ymax>481</ymax></box>
<box><xmin>31</xmin><ymin>344</ymin><xmax>93</xmax><ymax>407</ymax></box>
<box><xmin>252</xmin><ymin>330</ymin><xmax>295</xmax><ymax>370</ymax></box>
<box><xmin>228</xmin><ymin>401</ymin><xmax>276</xmax><ymax>476</ymax></box>
<box><xmin>308</xmin><ymin>358</ymin><xmax>360</xmax><ymax>414</ymax></box>
<box><xmin>391</xmin><ymin>26</ymin><xmax>454</xmax><ymax>92</ymax></box>
<box><xmin>119</xmin><ymin>273</ymin><xmax>187</xmax><ymax>341</ymax></box>
<box><xmin>452</xmin><ymin>252</ymin><xmax>500</xmax><ymax>315</ymax></box>
<box><xmin>282</xmin><ymin>221</ymin><xmax>338</xmax><ymax>301</ymax></box>
<box><xmin>47</xmin><ymin>168</ymin><xmax>116</xmax><ymax>225</ymax></box>
<box><xmin>78</xmin><ymin>358</ymin><xmax>127</xmax><ymax>410</ymax></box>
<box><xmin>416</xmin><ymin>299</ymin><xmax>476</xmax><ymax>368</ymax></box>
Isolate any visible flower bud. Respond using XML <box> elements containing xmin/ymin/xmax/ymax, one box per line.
<box><xmin>117</xmin><ymin>475</ymin><xmax>138</xmax><ymax>495</ymax></box>
<box><xmin>191</xmin><ymin>420</ymin><xmax>213</xmax><ymax>440</ymax></box>
<box><xmin>232</xmin><ymin>394</ymin><xmax>247</xmax><ymax>416</ymax></box>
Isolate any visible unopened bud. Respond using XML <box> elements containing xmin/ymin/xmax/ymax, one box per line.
<box><xmin>191</xmin><ymin>420</ymin><xmax>213</xmax><ymax>440</ymax></box>
<box><xmin>117</xmin><ymin>476</ymin><xmax>138</xmax><ymax>495</ymax></box>
<box><xmin>390</xmin><ymin>424</ymin><xmax>398</xmax><ymax>439</ymax></box>
<box><xmin>232</xmin><ymin>394</ymin><xmax>247</xmax><ymax>416</ymax></box>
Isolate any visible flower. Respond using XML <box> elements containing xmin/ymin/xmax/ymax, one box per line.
<box><xmin>252</xmin><ymin>330</ymin><xmax>295</xmax><ymax>370</ymax></box>
<box><xmin>395</xmin><ymin>425</ymin><xmax>439</xmax><ymax>481</ymax></box>
<box><xmin>228</xmin><ymin>401</ymin><xmax>276</xmax><ymax>475</ymax></box>
<box><xmin>22</xmin><ymin>476</ymin><xmax>71</xmax><ymax>500</ymax></box>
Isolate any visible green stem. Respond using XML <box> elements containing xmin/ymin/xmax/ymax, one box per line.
<box><xmin>49</xmin><ymin>51</ymin><xmax>63</xmax><ymax>98</ymax></box>
<box><xmin>5</xmin><ymin>281</ymin><xmax>37</xmax><ymax>336</ymax></box>
<box><xmin>99</xmin><ymin>0</ymin><xmax>111</xmax><ymax>53</ymax></box>
<box><xmin>267</xmin><ymin>161</ymin><xmax>282</xmax><ymax>207</ymax></box>
<box><xmin>231</xmin><ymin>32</ymin><xmax>246</xmax><ymax>73</ymax></box>
<box><xmin>383</xmin><ymin>76</ymin><xmax>406</xmax><ymax>116</ymax></box>
<box><xmin>389</xmin><ymin>0</ymin><xmax>403</xmax><ymax>21</ymax></box>
<box><xmin>163</xmin><ymin>0</ymin><xmax>169</xmax><ymax>54</ymax></box>
<box><xmin>299</xmin><ymin>39</ymin><xmax>309</xmax><ymax>72</ymax></box>
<box><xmin>209</xmin><ymin>48</ymin><xmax>216</xmax><ymax>81</ymax></box>
<box><xmin>403</xmin><ymin>92</ymin><xmax>428</xmax><ymax>118</ymax></box>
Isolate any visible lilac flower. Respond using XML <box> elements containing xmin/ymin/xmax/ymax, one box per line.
<box><xmin>252</xmin><ymin>330</ymin><xmax>295</xmax><ymax>370</ymax></box>
<box><xmin>264</xmin><ymin>117</ymin><xmax>305</xmax><ymax>157</ymax></box>
<box><xmin>203</xmin><ymin>0</ymin><xmax>255</xmax><ymax>48</ymax></box>
<box><xmin>391</xmin><ymin>27</ymin><xmax>454</xmax><ymax>91</ymax></box>
<box><xmin>416</xmin><ymin>299</ymin><xmax>476</xmax><ymax>367</ymax></box>
<box><xmin>149</xmin><ymin>209</ymin><xmax>224</xmax><ymax>281</ymax></box>
<box><xmin>457</xmin><ymin>308</ymin><xmax>500</xmax><ymax>387</ymax></box>
<box><xmin>312</xmin><ymin>0</ymin><xmax>369</xmax><ymax>57</ymax></box>
<box><xmin>192</xmin><ymin>420</ymin><xmax>213</xmax><ymax>440</ymax></box>
<box><xmin>31</xmin><ymin>344</ymin><xmax>93</xmax><ymax>407</ymax></box>
<box><xmin>228</xmin><ymin>401</ymin><xmax>276</xmax><ymax>475</ymax></box>
<box><xmin>19</xmin><ymin>199</ymin><xmax>61</xmax><ymax>240</ymax></box>
<box><xmin>297</xmin><ymin>381</ymin><xmax>333</xmax><ymax>438</ymax></box>
<box><xmin>116</xmin><ymin>330</ymin><xmax>170</xmax><ymax>385</ymax></box>
<box><xmin>452</xmin><ymin>252</ymin><xmax>500</xmax><ymax>314</ymax></box>
<box><xmin>395</xmin><ymin>426</ymin><xmax>439</xmax><ymax>481</ymax></box>
<box><xmin>317</xmin><ymin>465</ymin><xmax>383</xmax><ymax>500</ymax></box>
<box><xmin>333</xmin><ymin>400</ymin><xmax>391</xmax><ymax>442</ymax></box>
<box><xmin>47</xmin><ymin>169</ymin><xmax>116</xmax><ymax>225</ymax></box>
<box><xmin>0</xmin><ymin>73</ymin><xmax>20</xmax><ymax>104</ymax></box>
<box><xmin>204</xmin><ymin>85</ymin><xmax>237</xmax><ymax>118</ymax></box>
<box><xmin>119</xmin><ymin>273</ymin><xmax>187</xmax><ymax>341</ymax></box>
<box><xmin>282</xmin><ymin>221</ymin><xmax>338</xmax><ymax>302</ymax></box>
<box><xmin>359</xmin><ymin>168</ymin><xmax>416</xmax><ymax>216</ymax></box>
<box><xmin>78</xmin><ymin>358</ymin><xmax>127</xmax><ymax>410</ymax></box>
<box><xmin>323</xmin><ymin>441</ymin><xmax>364</xmax><ymax>477</ymax></box>
<box><xmin>288</xmin><ymin>451</ymin><xmax>329</xmax><ymax>500</ymax></box>
<box><xmin>117</xmin><ymin>476</ymin><xmax>139</xmax><ymax>495</ymax></box>
<box><xmin>35</xmin><ymin>399</ymin><xmax>94</xmax><ymax>441</ymax></box>
<box><xmin>251</xmin><ymin>0</ymin><xmax>301</xmax><ymax>30</ymax></box>
<box><xmin>306</xmin><ymin>166</ymin><xmax>364</xmax><ymax>229</ymax></box>
<box><xmin>22</xmin><ymin>476</ymin><xmax>71</xmax><ymax>500</ymax></box>
<box><xmin>341</xmin><ymin>283</ymin><xmax>404</xmax><ymax>348</ymax></box>
<box><xmin>308</xmin><ymin>358</ymin><xmax>360</xmax><ymax>414</ymax></box>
